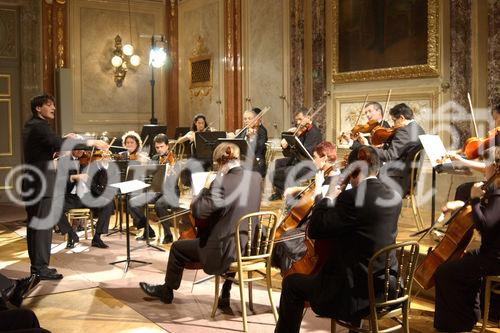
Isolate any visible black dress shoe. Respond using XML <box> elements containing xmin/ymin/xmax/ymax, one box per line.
<box><xmin>9</xmin><ymin>274</ymin><xmax>40</xmax><ymax>307</ymax></box>
<box><xmin>91</xmin><ymin>238</ymin><xmax>109</xmax><ymax>248</ymax></box>
<box><xmin>38</xmin><ymin>272</ymin><xmax>63</xmax><ymax>280</ymax></box>
<box><xmin>268</xmin><ymin>193</ymin><xmax>282</xmax><ymax>201</ymax></box>
<box><xmin>66</xmin><ymin>238</ymin><xmax>76</xmax><ymax>249</ymax></box>
<box><xmin>66</xmin><ymin>232</ymin><xmax>79</xmax><ymax>248</ymax></box>
<box><xmin>162</xmin><ymin>234</ymin><xmax>173</xmax><ymax>244</ymax></box>
<box><xmin>136</xmin><ymin>234</ymin><xmax>156</xmax><ymax>241</ymax></box>
<box><xmin>139</xmin><ymin>282</ymin><xmax>173</xmax><ymax>304</ymax></box>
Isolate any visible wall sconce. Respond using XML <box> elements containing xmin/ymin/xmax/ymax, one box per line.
<box><xmin>111</xmin><ymin>34</ymin><xmax>140</xmax><ymax>87</ymax></box>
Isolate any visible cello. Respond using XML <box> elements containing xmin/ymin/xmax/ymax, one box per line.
<box><xmin>414</xmin><ymin>163</ymin><xmax>500</xmax><ymax>290</ymax></box>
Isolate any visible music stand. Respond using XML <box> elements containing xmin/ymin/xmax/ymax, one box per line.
<box><xmin>281</xmin><ymin>134</ymin><xmax>313</xmax><ymax>161</ymax></box>
<box><xmin>125</xmin><ymin>164</ymin><xmax>166</xmax><ymax>252</ymax></box>
<box><xmin>109</xmin><ymin>180</ymin><xmax>152</xmax><ymax>272</ymax></box>
<box><xmin>194</xmin><ymin>131</ymin><xmax>227</xmax><ymax>163</ymax></box>
<box><xmin>174</xmin><ymin>127</ymin><xmax>190</xmax><ymax>139</ymax></box>
<box><xmin>141</xmin><ymin>124</ymin><xmax>167</xmax><ymax>157</ymax></box>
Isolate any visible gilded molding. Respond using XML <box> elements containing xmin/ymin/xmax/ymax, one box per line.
<box><xmin>56</xmin><ymin>6</ymin><xmax>64</xmax><ymax>68</ymax></box>
<box><xmin>0</xmin><ymin>74</ymin><xmax>11</xmax><ymax>97</ymax></box>
<box><xmin>0</xmin><ymin>99</ymin><xmax>13</xmax><ymax>156</ymax></box>
<box><xmin>331</xmin><ymin>0</ymin><xmax>440</xmax><ymax>83</ymax></box>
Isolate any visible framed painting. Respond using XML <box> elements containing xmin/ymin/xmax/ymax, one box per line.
<box><xmin>331</xmin><ymin>0</ymin><xmax>439</xmax><ymax>83</ymax></box>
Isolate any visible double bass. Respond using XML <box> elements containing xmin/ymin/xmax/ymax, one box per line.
<box><xmin>414</xmin><ymin>164</ymin><xmax>500</xmax><ymax>290</ymax></box>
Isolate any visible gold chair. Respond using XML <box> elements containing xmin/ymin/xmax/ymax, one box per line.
<box><xmin>332</xmin><ymin>241</ymin><xmax>419</xmax><ymax>333</ymax></box>
<box><xmin>211</xmin><ymin>211</ymin><xmax>279</xmax><ymax>332</ymax></box>
<box><xmin>481</xmin><ymin>275</ymin><xmax>500</xmax><ymax>333</ymax></box>
<box><xmin>406</xmin><ymin>149</ymin><xmax>425</xmax><ymax>231</ymax></box>
<box><xmin>146</xmin><ymin>204</ymin><xmax>180</xmax><ymax>241</ymax></box>
<box><xmin>66</xmin><ymin>208</ymin><xmax>94</xmax><ymax>239</ymax></box>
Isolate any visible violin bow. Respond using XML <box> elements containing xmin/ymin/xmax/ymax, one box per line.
<box><xmin>354</xmin><ymin>94</ymin><xmax>370</xmax><ymax>127</ymax></box>
<box><xmin>234</xmin><ymin>106</ymin><xmax>270</xmax><ymax>137</ymax></box>
<box><xmin>467</xmin><ymin>92</ymin><xmax>479</xmax><ymax>138</ymax></box>
<box><xmin>381</xmin><ymin>89</ymin><xmax>392</xmax><ymax>122</ymax></box>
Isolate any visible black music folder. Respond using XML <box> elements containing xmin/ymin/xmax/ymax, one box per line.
<box><xmin>194</xmin><ymin>131</ymin><xmax>227</xmax><ymax>161</ymax></box>
<box><xmin>281</xmin><ymin>133</ymin><xmax>313</xmax><ymax>161</ymax></box>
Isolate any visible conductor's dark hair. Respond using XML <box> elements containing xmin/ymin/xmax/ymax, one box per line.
<box><xmin>30</xmin><ymin>94</ymin><xmax>55</xmax><ymax>116</ymax></box>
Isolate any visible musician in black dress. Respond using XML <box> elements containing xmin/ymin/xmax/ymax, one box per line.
<box><xmin>274</xmin><ymin>146</ymin><xmax>402</xmax><ymax>333</ymax></box>
<box><xmin>434</xmin><ymin>146</ymin><xmax>500</xmax><ymax>332</ymax></box>
<box><xmin>22</xmin><ymin>94</ymin><xmax>107</xmax><ymax>280</ymax></box>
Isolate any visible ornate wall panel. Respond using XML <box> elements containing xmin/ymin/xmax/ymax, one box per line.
<box><xmin>178</xmin><ymin>0</ymin><xmax>223</xmax><ymax>130</ymax></box>
<box><xmin>488</xmin><ymin>0</ymin><xmax>500</xmax><ymax>106</ymax></box>
<box><xmin>0</xmin><ymin>8</ymin><xmax>17</xmax><ymax>59</ymax></box>
<box><xmin>243</xmin><ymin>0</ymin><xmax>288</xmax><ymax>138</ymax></box>
<box><xmin>70</xmin><ymin>0</ymin><xmax>166</xmax><ymax>133</ymax></box>
<box><xmin>449</xmin><ymin>0</ymin><xmax>472</xmax><ymax>148</ymax></box>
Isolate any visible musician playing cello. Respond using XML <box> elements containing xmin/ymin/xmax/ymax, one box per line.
<box><xmin>434</xmin><ymin>144</ymin><xmax>500</xmax><ymax>333</ymax></box>
<box><xmin>275</xmin><ymin>146</ymin><xmax>402</xmax><ymax>333</ymax></box>
<box><xmin>138</xmin><ymin>143</ymin><xmax>262</xmax><ymax>304</ymax></box>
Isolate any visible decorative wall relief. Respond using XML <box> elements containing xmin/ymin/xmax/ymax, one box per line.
<box><xmin>0</xmin><ymin>9</ymin><xmax>17</xmax><ymax>59</ymax></box>
<box><xmin>189</xmin><ymin>36</ymin><xmax>212</xmax><ymax>101</ymax></box>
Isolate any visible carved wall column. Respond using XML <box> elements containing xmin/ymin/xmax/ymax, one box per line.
<box><xmin>165</xmin><ymin>0</ymin><xmax>179</xmax><ymax>137</ymax></box>
<box><xmin>488</xmin><ymin>0</ymin><xmax>500</xmax><ymax>105</ymax></box>
<box><xmin>42</xmin><ymin>0</ymin><xmax>68</xmax><ymax>96</ymax></box>
<box><xmin>224</xmin><ymin>0</ymin><xmax>242</xmax><ymax>132</ymax></box>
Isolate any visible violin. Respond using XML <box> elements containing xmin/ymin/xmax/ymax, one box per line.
<box><xmin>462</xmin><ymin>127</ymin><xmax>500</xmax><ymax>160</ymax></box>
<box><xmin>414</xmin><ymin>163</ymin><xmax>500</xmax><ymax>289</ymax></box>
<box><xmin>370</xmin><ymin>124</ymin><xmax>402</xmax><ymax>146</ymax></box>
<box><xmin>78</xmin><ymin>150</ymin><xmax>114</xmax><ymax>166</ymax></box>
<box><xmin>159</xmin><ymin>151</ymin><xmax>176</xmax><ymax>166</ymax></box>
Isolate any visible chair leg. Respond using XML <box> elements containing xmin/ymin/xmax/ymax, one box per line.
<box><xmin>211</xmin><ymin>275</ymin><xmax>221</xmax><ymax>318</ymax></box>
<box><xmin>191</xmin><ymin>269</ymin><xmax>199</xmax><ymax>293</ymax></box>
<box><xmin>331</xmin><ymin>319</ymin><xmax>337</xmax><ymax>333</ymax></box>
<box><xmin>266</xmin><ymin>266</ymin><xmax>278</xmax><ymax>322</ymax></box>
<box><xmin>238</xmin><ymin>271</ymin><xmax>248</xmax><ymax>332</ymax></box>
<box><xmin>248</xmin><ymin>272</ymin><xmax>253</xmax><ymax>312</ymax></box>
<box><xmin>90</xmin><ymin>212</ymin><xmax>94</xmax><ymax>237</ymax></box>
<box><xmin>482</xmin><ymin>277</ymin><xmax>492</xmax><ymax>333</ymax></box>
<box><xmin>402</xmin><ymin>302</ymin><xmax>410</xmax><ymax>333</ymax></box>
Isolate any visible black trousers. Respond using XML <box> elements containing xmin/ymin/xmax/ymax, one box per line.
<box><xmin>25</xmin><ymin>204</ymin><xmax>52</xmax><ymax>275</ymax></box>
<box><xmin>271</xmin><ymin>158</ymin><xmax>315</xmax><ymax>195</ymax></box>
<box><xmin>165</xmin><ymin>239</ymin><xmax>201</xmax><ymax>289</ymax></box>
<box><xmin>0</xmin><ymin>308</ymin><xmax>51</xmax><ymax>333</ymax></box>
<box><xmin>434</xmin><ymin>249</ymin><xmax>500</xmax><ymax>332</ymax></box>
<box><xmin>129</xmin><ymin>192</ymin><xmax>173</xmax><ymax>237</ymax></box>
<box><xmin>57</xmin><ymin>194</ymin><xmax>113</xmax><ymax>235</ymax></box>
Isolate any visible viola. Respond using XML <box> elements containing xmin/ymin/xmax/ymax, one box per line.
<box><xmin>370</xmin><ymin>125</ymin><xmax>402</xmax><ymax>146</ymax></box>
<box><xmin>462</xmin><ymin>127</ymin><xmax>500</xmax><ymax>160</ymax></box>
<box><xmin>414</xmin><ymin>164</ymin><xmax>500</xmax><ymax>290</ymax></box>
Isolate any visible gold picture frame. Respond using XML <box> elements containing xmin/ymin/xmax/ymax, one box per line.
<box><xmin>331</xmin><ymin>0</ymin><xmax>439</xmax><ymax>83</ymax></box>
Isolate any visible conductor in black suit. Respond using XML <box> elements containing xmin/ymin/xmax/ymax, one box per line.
<box><xmin>22</xmin><ymin>94</ymin><xmax>107</xmax><ymax>280</ymax></box>
<box><xmin>356</xmin><ymin>103</ymin><xmax>425</xmax><ymax>197</ymax></box>
<box><xmin>139</xmin><ymin>142</ymin><xmax>262</xmax><ymax>303</ymax></box>
<box><xmin>274</xmin><ymin>146</ymin><xmax>402</xmax><ymax>333</ymax></box>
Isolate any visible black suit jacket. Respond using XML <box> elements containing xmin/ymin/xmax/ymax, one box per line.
<box><xmin>472</xmin><ymin>188</ymin><xmax>500</xmax><ymax>261</ymax></box>
<box><xmin>236</xmin><ymin>126</ymin><xmax>268</xmax><ymax>160</ymax></box>
<box><xmin>353</xmin><ymin>121</ymin><xmax>424</xmax><ymax>196</ymax></box>
<box><xmin>191</xmin><ymin>167</ymin><xmax>262</xmax><ymax>275</ymax></box>
<box><xmin>307</xmin><ymin>178</ymin><xmax>402</xmax><ymax>321</ymax></box>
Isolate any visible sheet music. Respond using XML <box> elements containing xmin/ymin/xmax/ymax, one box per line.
<box><xmin>109</xmin><ymin>179</ymin><xmax>150</xmax><ymax>194</ymax></box>
<box><xmin>191</xmin><ymin>172</ymin><xmax>215</xmax><ymax>196</ymax></box>
<box><xmin>419</xmin><ymin>134</ymin><xmax>451</xmax><ymax>167</ymax></box>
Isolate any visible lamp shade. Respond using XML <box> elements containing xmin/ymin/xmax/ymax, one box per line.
<box><xmin>149</xmin><ymin>47</ymin><xmax>167</xmax><ymax>68</ymax></box>
<box><xmin>130</xmin><ymin>54</ymin><xmax>141</xmax><ymax>66</ymax></box>
<box><xmin>123</xmin><ymin>44</ymin><xmax>134</xmax><ymax>56</ymax></box>
<box><xmin>111</xmin><ymin>55</ymin><xmax>123</xmax><ymax>67</ymax></box>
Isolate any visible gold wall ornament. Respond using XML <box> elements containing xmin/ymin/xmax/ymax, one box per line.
<box><xmin>189</xmin><ymin>36</ymin><xmax>212</xmax><ymax>98</ymax></box>
<box><xmin>331</xmin><ymin>0</ymin><xmax>440</xmax><ymax>83</ymax></box>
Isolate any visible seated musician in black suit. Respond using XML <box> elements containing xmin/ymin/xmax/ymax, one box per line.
<box><xmin>269</xmin><ymin>109</ymin><xmax>322</xmax><ymax>200</ymax></box>
<box><xmin>355</xmin><ymin>103</ymin><xmax>425</xmax><ymax>197</ymax></box>
<box><xmin>235</xmin><ymin>109</ymin><xmax>268</xmax><ymax>177</ymax></box>
<box><xmin>129</xmin><ymin>134</ymin><xmax>180</xmax><ymax>244</ymax></box>
<box><xmin>138</xmin><ymin>142</ymin><xmax>262</xmax><ymax>304</ymax></box>
<box><xmin>340</xmin><ymin>101</ymin><xmax>391</xmax><ymax>145</ymax></box>
<box><xmin>274</xmin><ymin>146</ymin><xmax>402</xmax><ymax>333</ymax></box>
<box><xmin>56</xmin><ymin>146</ymin><xmax>114</xmax><ymax>249</ymax></box>
<box><xmin>433</xmin><ymin>146</ymin><xmax>500</xmax><ymax>332</ymax></box>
